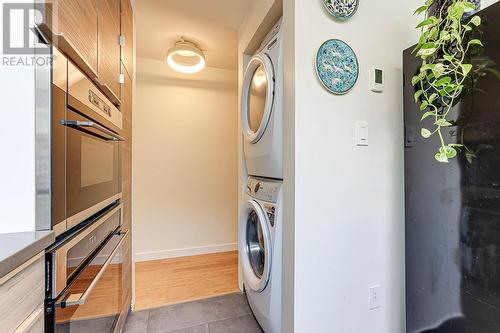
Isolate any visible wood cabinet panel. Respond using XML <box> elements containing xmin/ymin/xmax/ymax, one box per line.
<box><xmin>41</xmin><ymin>0</ymin><xmax>98</xmax><ymax>78</ymax></box>
<box><xmin>98</xmin><ymin>0</ymin><xmax>122</xmax><ymax>104</ymax></box>
<box><xmin>121</xmin><ymin>0</ymin><xmax>134</xmax><ymax>77</ymax></box>
<box><xmin>0</xmin><ymin>254</ymin><xmax>44</xmax><ymax>333</ymax></box>
<box><xmin>120</xmin><ymin>64</ymin><xmax>132</xmax><ymax>315</ymax></box>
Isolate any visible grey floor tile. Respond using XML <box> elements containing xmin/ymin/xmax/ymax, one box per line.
<box><xmin>147</xmin><ymin>299</ymin><xmax>215</xmax><ymax>332</ymax></box>
<box><xmin>203</xmin><ymin>293</ymin><xmax>252</xmax><ymax>319</ymax></box>
<box><xmin>208</xmin><ymin>315</ymin><xmax>263</xmax><ymax>333</ymax></box>
<box><xmin>168</xmin><ymin>324</ymin><xmax>209</xmax><ymax>333</ymax></box>
<box><xmin>147</xmin><ymin>293</ymin><xmax>250</xmax><ymax>333</ymax></box>
<box><xmin>123</xmin><ymin>310</ymin><xmax>150</xmax><ymax>333</ymax></box>
<box><xmin>57</xmin><ymin>316</ymin><xmax>117</xmax><ymax>333</ymax></box>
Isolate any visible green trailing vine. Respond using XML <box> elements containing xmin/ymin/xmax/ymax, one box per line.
<box><xmin>412</xmin><ymin>0</ymin><xmax>483</xmax><ymax>163</ymax></box>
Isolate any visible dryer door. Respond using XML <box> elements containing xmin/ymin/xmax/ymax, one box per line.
<box><xmin>241</xmin><ymin>54</ymin><xmax>275</xmax><ymax>144</ymax></box>
<box><xmin>241</xmin><ymin>200</ymin><xmax>272</xmax><ymax>292</ymax></box>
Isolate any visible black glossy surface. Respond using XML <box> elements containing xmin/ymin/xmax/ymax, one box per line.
<box><xmin>404</xmin><ymin>3</ymin><xmax>500</xmax><ymax>332</ymax></box>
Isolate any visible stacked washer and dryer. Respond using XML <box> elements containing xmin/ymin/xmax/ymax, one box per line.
<box><xmin>240</xmin><ymin>19</ymin><xmax>283</xmax><ymax>333</ymax></box>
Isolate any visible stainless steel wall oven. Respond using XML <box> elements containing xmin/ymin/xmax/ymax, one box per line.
<box><xmin>45</xmin><ymin>203</ymin><xmax>129</xmax><ymax>332</ymax></box>
<box><xmin>52</xmin><ymin>48</ymin><xmax>123</xmax><ymax>236</ymax></box>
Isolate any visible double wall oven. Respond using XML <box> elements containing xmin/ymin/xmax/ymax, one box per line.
<box><xmin>46</xmin><ymin>48</ymin><xmax>128</xmax><ymax>332</ymax></box>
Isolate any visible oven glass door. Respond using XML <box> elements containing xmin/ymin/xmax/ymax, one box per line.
<box><xmin>65</xmin><ymin>109</ymin><xmax>121</xmax><ymax>228</ymax></box>
<box><xmin>56</xmin><ymin>230</ymin><xmax>128</xmax><ymax>333</ymax></box>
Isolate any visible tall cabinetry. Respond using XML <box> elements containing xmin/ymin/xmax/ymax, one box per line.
<box><xmin>119</xmin><ymin>0</ymin><xmax>134</xmax><ymax>313</ymax></box>
<box><xmin>36</xmin><ymin>0</ymin><xmax>128</xmax><ymax>105</ymax></box>
<box><xmin>36</xmin><ymin>0</ymin><xmax>135</xmax><ymax>321</ymax></box>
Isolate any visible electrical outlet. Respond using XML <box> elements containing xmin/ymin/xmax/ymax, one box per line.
<box><xmin>369</xmin><ymin>285</ymin><xmax>381</xmax><ymax>310</ymax></box>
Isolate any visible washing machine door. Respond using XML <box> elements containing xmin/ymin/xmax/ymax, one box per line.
<box><xmin>241</xmin><ymin>200</ymin><xmax>272</xmax><ymax>292</ymax></box>
<box><xmin>241</xmin><ymin>54</ymin><xmax>275</xmax><ymax>144</ymax></box>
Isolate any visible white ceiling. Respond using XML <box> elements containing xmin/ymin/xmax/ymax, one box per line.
<box><xmin>136</xmin><ymin>0</ymin><xmax>252</xmax><ymax>70</ymax></box>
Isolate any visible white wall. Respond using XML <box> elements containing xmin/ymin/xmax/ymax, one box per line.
<box><xmin>283</xmin><ymin>0</ymin><xmax>422</xmax><ymax>331</ymax></box>
<box><xmin>133</xmin><ymin>57</ymin><xmax>238</xmax><ymax>261</ymax></box>
<box><xmin>483</xmin><ymin>0</ymin><xmax>499</xmax><ymax>8</ymax></box>
<box><xmin>0</xmin><ymin>0</ymin><xmax>38</xmax><ymax>233</ymax></box>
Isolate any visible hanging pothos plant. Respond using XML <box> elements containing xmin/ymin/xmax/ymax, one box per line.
<box><xmin>412</xmin><ymin>0</ymin><xmax>483</xmax><ymax>163</ymax></box>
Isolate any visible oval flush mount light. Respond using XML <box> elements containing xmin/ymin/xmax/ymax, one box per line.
<box><xmin>167</xmin><ymin>38</ymin><xmax>206</xmax><ymax>74</ymax></box>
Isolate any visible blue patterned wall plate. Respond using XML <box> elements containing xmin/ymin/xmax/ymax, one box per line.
<box><xmin>315</xmin><ymin>39</ymin><xmax>359</xmax><ymax>95</ymax></box>
<box><xmin>322</xmin><ymin>0</ymin><xmax>359</xmax><ymax>20</ymax></box>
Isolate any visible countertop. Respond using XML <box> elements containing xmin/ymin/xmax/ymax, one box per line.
<box><xmin>0</xmin><ymin>231</ymin><xmax>54</xmax><ymax>280</ymax></box>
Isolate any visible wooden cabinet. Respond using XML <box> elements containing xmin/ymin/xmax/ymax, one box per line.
<box><xmin>39</xmin><ymin>0</ymin><xmax>98</xmax><ymax>79</ymax></box>
<box><xmin>98</xmin><ymin>0</ymin><xmax>122</xmax><ymax>105</ymax></box>
<box><xmin>0</xmin><ymin>253</ymin><xmax>44</xmax><ymax>333</ymax></box>
<box><xmin>121</xmin><ymin>0</ymin><xmax>134</xmax><ymax>77</ymax></box>
<box><xmin>120</xmin><ymin>63</ymin><xmax>133</xmax><ymax>319</ymax></box>
<box><xmin>38</xmin><ymin>0</ymin><xmax>126</xmax><ymax>106</ymax></box>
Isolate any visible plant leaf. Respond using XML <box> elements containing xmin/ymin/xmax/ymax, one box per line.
<box><xmin>411</xmin><ymin>75</ymin><xmax>420</xmax><ymax>86</ymax></box>
<box><xmin>435</xmin><ymin>152</ymin><xmax>449</xmax><ymax>163</ymax></box>
<box><xmin>417</xmin><ymin>42</ymin><xmax>437</xmax><ymax>57</ymax></box>
<box><xmin>429</xmin><ymin>93</ymin><xmax>438</xmax><ymax>103</ymax></box>
<box><xmin>420</xmin><ymin>100</ymin><xmax>429</xmax><ymax>111</ymax></box>
<box><xmin>414</xmin><ymin>5</ymin><xmax>428</xmax><ymax>15</ymax></box>
<box><xmin>432</xmin><ymin>63</ymin><xmax>445</xmax><ymax>78</ymax></box>
<box><xmin>463</xmin><ymin>2</ymin><xmax>477</xmax><ymax>12</ymax></box>
<box><xmin>468</xmin><ymin>39</ymin><xmax>483</xmax><ymax>47</ymax></box>
<box><xmin>465</xmin><ymin>151</ymin><xmax>476</xmax><ymax>164</ymax></box>
<box><xmin>414</xmin><ymin>90</ymin><xmax>424</xmax><ymax>102</ymax></box>
<box><xmin>436</xmin><ymin>76</ymin><xmax>452</xmax><ymax>86</ymax></box>
<box><xmin>416</xmin><ymin>19</ymin><xmax>434</xmax><ymax>29</ymax></box>
<box><xmin>421</xmin><ymin>111</ymin><xmax>435</xmax><ymax>121</ymax></box>
<box><xmin>445</xmin><ymin>147</ymin><xmax>457</xmax><ymax>158</ymax></box>
<box><xmin>435</xmin><ymin>118</ymin><xmax>452</xmax><ymax>127</ymax></box>
<box><xmin>421</xmin><ymin>128</ymin><xmax>432</xmax><ymax>138</ymax></box>
<box><xmin>461</xmin><ymin>64</ymin><xmax>473</xmax><ymax>76</ymax></box>
<box><xmin>470</xmin><ymin>16</ymin><xmax>481</xmax><ymax>26</ymax></box>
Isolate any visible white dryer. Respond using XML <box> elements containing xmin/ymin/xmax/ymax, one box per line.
<box><xmin>241</xmin><ymin>19</ymin><xmax>283</xmax><ymax>180</ymax></box>
<box><xmin>240</xmin><ymin>177</ymin><xmax>282</xmax><ymax>333</ymax></box>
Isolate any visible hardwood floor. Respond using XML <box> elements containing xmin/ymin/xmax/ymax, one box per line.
<box><xmin>134</xmin><ymin>251</ymin><xmax>240</xmax><ymax>311</ymax></box>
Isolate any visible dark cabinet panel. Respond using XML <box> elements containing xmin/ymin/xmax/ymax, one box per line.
<box><xmin>404</xmin><ymin>3</ymin><xmax>500</xmax><ymax>333</ymax></box>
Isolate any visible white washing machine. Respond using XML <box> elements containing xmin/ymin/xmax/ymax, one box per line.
<box><xmin>241</xmin><ymin>19</ymin><xmax>283</xmax><ymax>180</ymax></box>
<box><xmin>240</xmin><ymin>177</ymin><xmax>282</xmax><ymax>333</ymax></box>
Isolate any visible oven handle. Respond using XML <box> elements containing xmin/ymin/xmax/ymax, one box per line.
<box><xmin>57</xmin><ymin>229</ymin><xmax>129</xmax><ymax>308</ymax></box>
<box><xmin>61</xmin><ymin>120</ymin><xmax>125</xmax><ymax>141</ymax></box>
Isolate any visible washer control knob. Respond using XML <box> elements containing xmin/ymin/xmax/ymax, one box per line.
<box><xmin>254</xmin><ymin>182</ymin><xmax>262</xmax><ymax>194</ymax></box>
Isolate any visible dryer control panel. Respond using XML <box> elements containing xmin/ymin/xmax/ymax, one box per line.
<box><xmin>246</xmin><ymin>177</ymin><xmax>282</xmax><ymax>203</ymax></box>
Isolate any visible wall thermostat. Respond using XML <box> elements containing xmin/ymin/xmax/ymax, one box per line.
<box><xmin>370</xmin><ymin>68</ymin><xmax>384</xmax><ymax>92</ymax></box>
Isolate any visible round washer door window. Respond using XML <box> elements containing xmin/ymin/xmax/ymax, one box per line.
<box><xmin>241</xmin><ymin>55</ymin><xmax>275</xmax><ymax>144</ymax></box>
<box><xmin>246</xmin><ymin>209</ymin><xmax>266</xmax><ymax>278</ymax></box>
<box><xmin>240</xmin><ymin>200</ymin><xmax>272</xmax><ymax>292</ymax></box>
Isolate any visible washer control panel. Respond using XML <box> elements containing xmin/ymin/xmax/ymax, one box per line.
<box><xmin>246</xmin><ymin>177</ymin><xmax>282</xmax><ymax>204</ymax></box>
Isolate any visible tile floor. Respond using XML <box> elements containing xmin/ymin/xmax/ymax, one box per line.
<box><xmin>123</xmin><ymin>293</ymin><xmax>263</xmax><ymax>333</ymax></box>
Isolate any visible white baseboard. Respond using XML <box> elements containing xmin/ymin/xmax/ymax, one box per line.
<box><xmin>135</xmin><ymin>243</ymin><xmax>238</xmax><ymax>262</ymax></box>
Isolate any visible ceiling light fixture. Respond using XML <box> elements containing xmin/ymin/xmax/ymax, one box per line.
<box><xmin>167</xmin><ymin>38</ymin><xmax>206</xmax><ymax>74</ymax></box>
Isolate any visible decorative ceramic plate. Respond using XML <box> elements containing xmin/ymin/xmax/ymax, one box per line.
<box><xmin>322</xmin><ymin>0</ymin><xmax>359</xmax><ymax>20</ymax></box>
<box><xmin>315</xmin><ymin>39</ymin><xmax>359</xmax><ymax>95</ymax></box>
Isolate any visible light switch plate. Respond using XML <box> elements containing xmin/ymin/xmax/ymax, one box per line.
<box><xmin>355</xmin><ymin>121</ymin><xmax>369</xmax><ymax>146</ymax></box>
<box><xmin>369</xmin><ymin>285</ymin><xmax>381</xmax><ymax>310</ymax></box>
